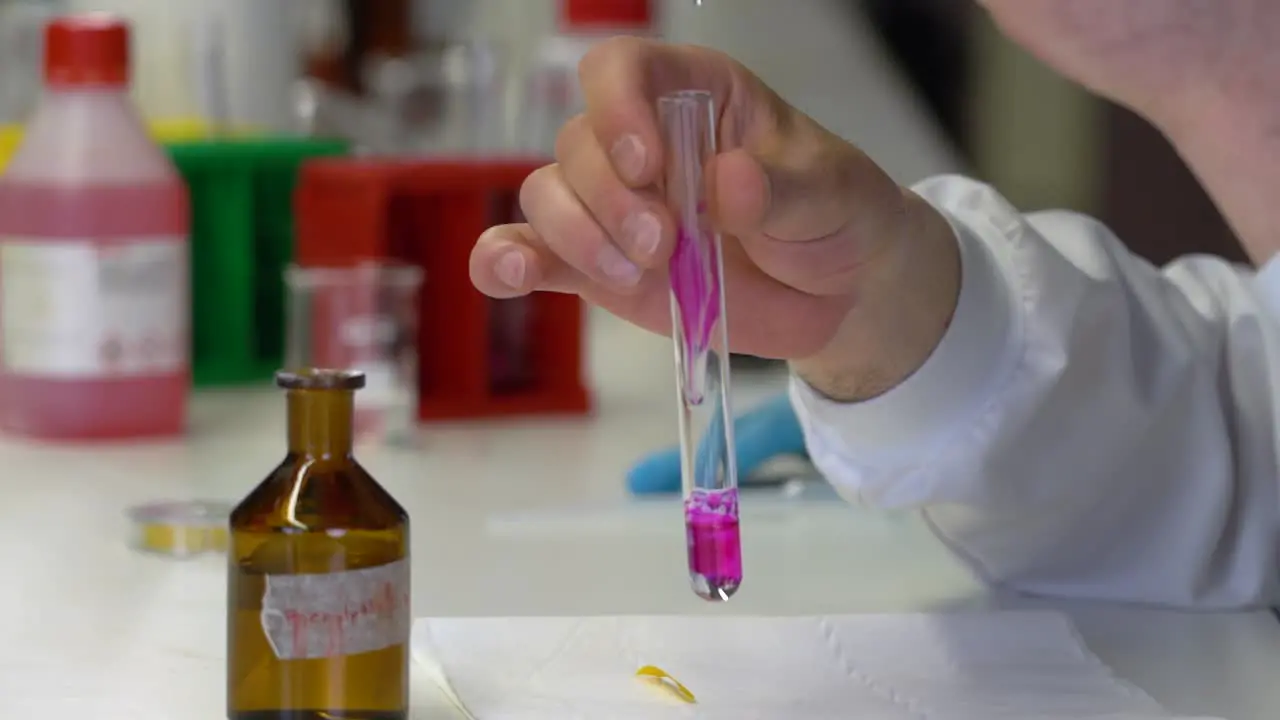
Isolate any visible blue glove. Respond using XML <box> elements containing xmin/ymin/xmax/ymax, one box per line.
<box><xmin>626</xmin><ymin>392</ymin><xmax>807</xmax><ymax>495</ymax></box>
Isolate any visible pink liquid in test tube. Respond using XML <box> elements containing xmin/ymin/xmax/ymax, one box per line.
<box><xmin>660</xmin><ymin>89</ymin><xmax>742</xmax><ymax>602</ymax></box>
<box><xmin>685</xmin><ymin>487</ymin><xmax>742</xmax><ymax>598</ymax></box>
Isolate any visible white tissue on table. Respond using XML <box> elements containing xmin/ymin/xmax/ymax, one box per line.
<box><xmin>412</xmin><ymin>611</ymin><xmax>1227</xmax><ymax>720</ymax></box>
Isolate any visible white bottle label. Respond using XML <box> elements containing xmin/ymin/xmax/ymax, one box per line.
<box><xmin>0</xmin><ymin>238</ymin><xmax>188</xmax><ymax>377</ymax></box>
<box><xmin>260</xmin><ymin>558</ymin><xmax>411</xmax><ymax>660</ymax></box>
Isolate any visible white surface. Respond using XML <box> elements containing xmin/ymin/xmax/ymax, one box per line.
<box><xmin>414</xmin><ymin>612</ymin><xmax>1216</xmax><ymax>719</ymax></box>
<box><xmin>0</xmin><ymin>310</ymin><xmax>1275</xmax><ymax>718</ymax></box>
<box><xmin>795</xmin><ymin>175</ymin><xmax>1280</xmax><ymax>610</ymax></box>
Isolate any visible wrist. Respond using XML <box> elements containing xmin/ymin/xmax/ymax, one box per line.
<box><xmin>790</xmin><ymin>189</ymin><xmax>961</xmax><ymax>402</ymax></box>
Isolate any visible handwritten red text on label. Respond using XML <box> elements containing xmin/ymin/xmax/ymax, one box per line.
<box><xmin>260</xmin><ymin>558</ymin><xmax>410</xmax><ymax>660</ymax></box>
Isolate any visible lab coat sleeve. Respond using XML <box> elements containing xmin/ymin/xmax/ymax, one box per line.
<box><xmin>790</xmin><ymin>174</ymin><xmax>1280</xmax><ymax>609</ymax></box>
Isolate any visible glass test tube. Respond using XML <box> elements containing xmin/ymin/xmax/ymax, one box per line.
<box><xmin>659</xmin><ymin>90</ymin><xmax>742</xmax><ymax>602</ymax></box>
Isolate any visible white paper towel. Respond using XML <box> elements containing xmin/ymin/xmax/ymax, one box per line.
<box><xmin>412</xmin><ymin>612</ymin><xmax>1226</xmax><ymax>720</ymax></box>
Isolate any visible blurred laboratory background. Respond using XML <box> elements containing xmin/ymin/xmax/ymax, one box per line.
<box><xmin>0</xmin><ymin>0</ymin><xmax>1243</xmax><ymax>445</ymax></box>
<box><xmin>4</xmin><ymin>6</ymin><xmax>1271</xmax><ymax>713</ymax></box>
<box><xmin>0</xmin><ymin>0</ymin><xmax>1242</xmax><ymax>249</ymax></box>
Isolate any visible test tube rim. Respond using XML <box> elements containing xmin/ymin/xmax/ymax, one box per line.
<box><xmin>658</xmin><ymin>88</ymin><xmax>714</xmax><ymax>109</ymax></box>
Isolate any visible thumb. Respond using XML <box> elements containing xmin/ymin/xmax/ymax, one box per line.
<box><xmin>711</xmin><ymin>115</ymin><xmax>899</xmax><ymax>246</ymax></box>
<box><xmin>710</xmin><ymin>116</ymin><xmax>907</xmax><ymax>297</ymax></box>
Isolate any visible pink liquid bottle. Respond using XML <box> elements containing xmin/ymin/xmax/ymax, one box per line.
<box><xmin>0</xmin><ymin>13</ymin><xmax>189</xmax><ymax>440</ymax></box>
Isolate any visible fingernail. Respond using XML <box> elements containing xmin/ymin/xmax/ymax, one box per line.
<box><xmin>622</xmin><ymin>211</ymin><xmax>662</xmax><ymax>259</ymax></box>
<box><xmin>494</xmin><ymin>250</ymin><xmax>526</xmax><ymax>289</ymax></box>
<box><xmin>598</xmin><ymin>244</ymin><xmax>642</xmax><ymax>286</ymax></box>
<box><xmin>610</xmin><ymin>134</ymin><xmax>647</xmax><ymax>183</ymax></box>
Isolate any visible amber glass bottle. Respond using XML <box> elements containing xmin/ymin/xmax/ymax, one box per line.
<box><xmin>227</xmin><ymin>369</ymin><xmax>410</xmax><ymax>720</ymax></box>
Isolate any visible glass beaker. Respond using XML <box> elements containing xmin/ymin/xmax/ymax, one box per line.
<box><xmin>284</xmin><ymin>261</ymin><xmax>424</xmax><ymax>446</ymax></box>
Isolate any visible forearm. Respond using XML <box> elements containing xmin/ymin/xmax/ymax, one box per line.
<box><xmin>791</xmin><ymin>189</ymin><xmax>961</xmax><ymax>402</ymax></box>
<box><xmin>1156</xmin><ymin>84</ymin><xmax>1280</xmax><ymax>264</ymax></box>
<box><xmin>789</xmin><ymin>175</ymin><xmax>1280</xmax><ymax>608</ymax></box>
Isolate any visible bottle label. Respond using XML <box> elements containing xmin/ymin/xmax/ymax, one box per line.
<box><xmin>260</xmin><ymin>558</ymin><xmax>411</xmax><ymax>660</ymax></box>
<box><xmin>0</xmin><ymin>238</ymin><xmax>187</xmax><ymax>377</ymax></box>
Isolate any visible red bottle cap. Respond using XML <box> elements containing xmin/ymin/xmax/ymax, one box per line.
<box><xmin>560</xmin><ymin>0</ymin><xmax>653</xmax><ymax>30</ymax></box>
<box><xmin>44</xmin><ymin>13</ymin><xmax>130</xmax><ymax>88</ymax></box>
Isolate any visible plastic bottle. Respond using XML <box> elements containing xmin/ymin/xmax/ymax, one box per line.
<box><xmin>0</xmin><ymin>13</ymin><xmax>190</xmax><ymax>440</ymax></box>
<box><xmin>524</xmin><ymin>0</ymin><xmax>656</xmax><ymax>153</ymax></box>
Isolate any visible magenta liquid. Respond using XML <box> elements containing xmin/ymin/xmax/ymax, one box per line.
<box><xmin>671</xmin><ymin>216</ymin><xmax>740</xmax><ymax>600</ymax></box>
<box><xmin>0</xmin><ymin>181</ymin><xmax>189</xmax><ymax>440</ymax></box>
<box><xmin>669</xmin><ymin>223</ymin><xmax>720</xmax><ymax>404</ymax></box>
<box><xmin>685</xmin><ymin>487</ymin><xmax>742</xmax><ymax>601</ymax></box>
<box><xmin>662</xmin><ymin>91</ymin><xmax>742</xmax><ymax>602</ymax></box>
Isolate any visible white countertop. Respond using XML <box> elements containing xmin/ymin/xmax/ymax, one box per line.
<box><xmin>1</xmin><ymin>310</ymin><xmax>1277</xmax><ymax>718</ymax></box>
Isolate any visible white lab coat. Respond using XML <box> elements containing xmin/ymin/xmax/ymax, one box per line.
<box><xmin>791</xmin><ymin>175</ymin><xmax>1280</xmax><ymax>610</ymax></box>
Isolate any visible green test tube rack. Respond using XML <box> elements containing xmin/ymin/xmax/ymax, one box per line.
<box><xmin>167</xmin><ymin>137</ymin><xmax>350</xmax><ymax>387</ymax></box>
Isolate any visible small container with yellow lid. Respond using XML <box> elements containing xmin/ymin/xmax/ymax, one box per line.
<box><xmin>127</xmin><ymin>500</ymin><xmax>231</xmax><ymax>557</ymax></box>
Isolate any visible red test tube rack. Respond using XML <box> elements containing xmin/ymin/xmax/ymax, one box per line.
<box><xmin>293</xmin><ymin>157</ymin><xmax>592</xmax><ymax>421</ymax></box>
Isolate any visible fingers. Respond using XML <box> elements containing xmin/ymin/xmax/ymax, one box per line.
<box><xmin>578</xmin><ymin>37</ymin><xmax>739</xmax><ymax>187</ymax></box>
<box><xmin>713</xmin><ymin>117</ymin><xmax>899</xmax><ymax>245</ymax></box>
<box><xmin>471</xmin><ymin>152</ymin><xmax>659</xmax><ymax>299</ymax></box>
<box><xmin>471</xmin><ymin>221</ymin><xmax>676</xmax><ymax>338</ymax></box>
<box><xmin>575</xmin><ymin>35</ymin><xmax>904</xmax><ymax>300</ymax></box>
<box><xmin>471</xmin><ymin>219</ymin><xmax>640</xmax><ymax>299</ymax></box>
<box><xmin>473</xmin><ymin>110</ymin><xmax>676</xmax><ymax>302</ymax></box>
<box><xmin>470</xmin><ymin>223</ymin><xmax>575</xmax><ymax>298</ymax></box>
<box><xmin>517</xmin><ymin>163</ymin><xmax>646</xmax><ymax>291</ymax></box>
<box><xmin>475</xmin><ymin>109</ymin><xmax>672</xmax><ymax>300</ymax></box>
<box><xmin>555</xmin><ymin>115</ymin><xmax>672</xmax><ymax>269</ymax></box>
<box><xmin>710</xmin><ymin>123</ymin><xmax>908</xmax><ymax>297</ymax></box>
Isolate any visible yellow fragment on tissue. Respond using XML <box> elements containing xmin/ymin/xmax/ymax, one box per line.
<box><xmin>636</xmin><ymin>665</ymin><xmax>697</xmax><ymax>703</ymax></box>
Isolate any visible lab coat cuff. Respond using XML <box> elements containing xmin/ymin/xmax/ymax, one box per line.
<box><xmin>790</xmin><ymin>203</ymin><xmax>1019</xmax><ymax>462</ymax></box>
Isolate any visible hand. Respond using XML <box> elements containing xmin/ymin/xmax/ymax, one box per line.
<box><xmin>978</xmin><ymin>0</ymin><xmax>1280</xmax><ymax>121</ymax></box>
<box><xmin>470</xmin><ymin>38</ymin><xmax>960</xmax><ymax>399</ymax></box>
